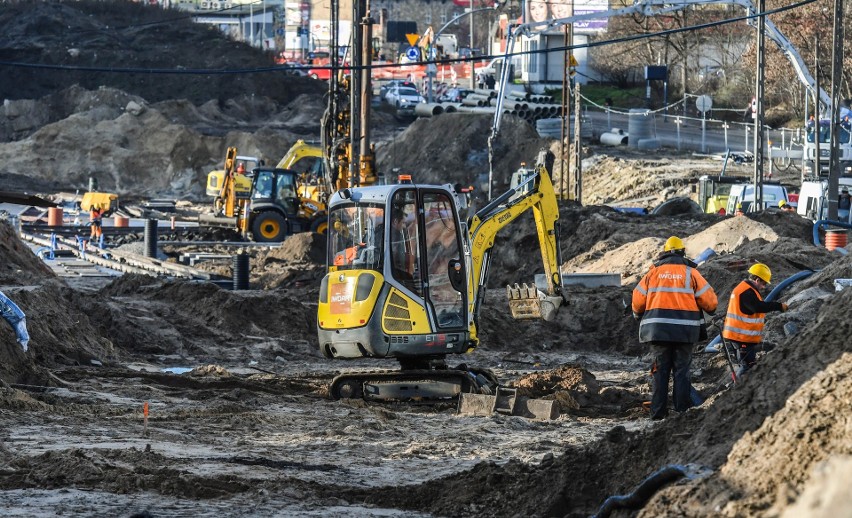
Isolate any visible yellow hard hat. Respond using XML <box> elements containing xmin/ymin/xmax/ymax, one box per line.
<box><xmin>778</xmin><ymin>200</ymin><xmax>787</xmax><ymax>208</ymax></box>
<box><xmin>664</xmin><ymin>236</ymin><xmax>685</xmax><ymax>252</ymax></box>
<box><xmin>748</xmin><ymin>263</ymin><xmax>772</xmax><ymax>283</ymax></box>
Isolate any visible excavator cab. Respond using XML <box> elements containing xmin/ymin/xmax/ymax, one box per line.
<box><xmin>319</xmin><ymin>183</ymin><xmax>471</xmax><ymax>361</ymax></box>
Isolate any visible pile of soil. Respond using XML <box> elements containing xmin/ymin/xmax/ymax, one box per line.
<box><xmin>0</xmin><ymin>2</ymin><xmax>319</xmax><ymax>106</ymax></box>
<box><xmin>1</xmin><ymin>222</ymin><xmax>114</xmax><ymax>385</ymax></box>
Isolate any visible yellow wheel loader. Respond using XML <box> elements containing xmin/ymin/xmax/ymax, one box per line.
<box><xmin>317</xmin><ymin>150</ymin><xmax>565</xmax><ymax>402</ymax></box>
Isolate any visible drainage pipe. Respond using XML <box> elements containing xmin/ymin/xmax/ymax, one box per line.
<box><xmin>813</xmin><ymin>219</ymin><xmax>852</xmax><ymax>248</ymax></box>
<box><xmin>592</xmin><ymin>465</ymin><xmax>689</xmax><ymax>518</ymax></box>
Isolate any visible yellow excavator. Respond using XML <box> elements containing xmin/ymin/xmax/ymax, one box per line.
<box><xmin>316</xmin><ymin>150</ymin><xmax>565</xmax><ymax>402</ymax></box>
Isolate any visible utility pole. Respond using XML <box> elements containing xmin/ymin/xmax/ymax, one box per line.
<box><xmin>752</xmin><ymin>0</ymin><xmax>765</xmax><ymax>212</ymax></box>
<box><xmin>469</xmin><ymin>0</ymin><xmax>476</xmax><ymax>89</ymax></box>
<box><xmin>828</xmin><ymin>0</ymin><xmax>844</xmax><ymax>221</ymax></box>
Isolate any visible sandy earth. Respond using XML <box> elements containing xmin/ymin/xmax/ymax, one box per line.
<box><xmin>2</xmin><ymin>2</ymin><xmax>851</xmax><ymax>517</ymax></box>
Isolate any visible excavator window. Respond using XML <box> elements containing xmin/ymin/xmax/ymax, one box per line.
<box><xmin>328</xmin><ymin>203</ymin><xmax>384</xmax><ymax>272</ymax></box>
<box><xmin>422</xmin><ymin>192</ymin><xmax>465</xmax><ymax>329</ymax></box>
<box><xmin>389</xmin><ymin>190</ymin><xmax>422</xmax><ymax>297</ymax></box>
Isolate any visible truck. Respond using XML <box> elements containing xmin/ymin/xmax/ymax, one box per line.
<box><xmin>317</xmin><ymin>150</ymin><xmax>564</xmax><ymax>412</ymax></box>
<box><xmin>797</xmin><ymin>177</ymin><xmax>852</xmax><ymax>223</ymax></box>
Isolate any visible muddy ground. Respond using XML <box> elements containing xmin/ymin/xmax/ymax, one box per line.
<box><xmin>2</xmin><ymin>2</ymin><xmax>851</xmax><ymax>517</ymax></box>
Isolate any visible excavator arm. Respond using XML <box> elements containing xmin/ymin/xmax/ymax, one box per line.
<box><xmin>467</xmin><ymin>150</ymin><xmax>564</xmax><ymax>329</ymax></box>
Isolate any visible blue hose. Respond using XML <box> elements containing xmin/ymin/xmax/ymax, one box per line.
<box><xmin>592</xmin><ymin>464</ymin><xmax>689</xmax><ymax>518</ymax></box>
<box><xmin>704</xmin><ymin>269</ymin><xmax>816</xmax><ymax>353</ymax></box>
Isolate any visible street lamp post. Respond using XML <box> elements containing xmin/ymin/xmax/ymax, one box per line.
<box><xmin>427</xmin><ymin>5</ymin><xmax>497</xmax><ymax>102</ymax></box>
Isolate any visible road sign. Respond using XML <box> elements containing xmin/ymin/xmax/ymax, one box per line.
<box><xmin>569</xmin><ymin>55</ymin><xmax>579</xmax><ymax>67</ymax></box>
<box><xmin>405</xmin><ymin>33</ymin><xmax>419</xmax><ymax>46</ymax></box>
<box><xmin>696</xmin><ymin>95</ymin><xmax>713</xmax><ymax>113</ymax></box>
<box><xmin>405</xmin><ymin>47</ymin><xmax>420</xmax><ymax>61</ymax></box>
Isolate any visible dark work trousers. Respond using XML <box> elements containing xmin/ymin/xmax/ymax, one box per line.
<box><xmin>733</xmin><ymin>341</ymin><xmax>758</xmax><ymax>377</ymax></box>
<box><xmin>650</xmin><ymin>342</ymin><xmax>693</xmax><ymax>419</ymax></box>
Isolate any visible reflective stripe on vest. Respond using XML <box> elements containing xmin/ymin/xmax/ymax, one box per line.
<box><xmin>722</xmin><ymin>280</ymin><xmax>765</xmax><ymax>343</ymax></box>
<box><xmin>637</xmin><ymin>264</ymin><xmax>702</xmax><ymax>343</ymax></box>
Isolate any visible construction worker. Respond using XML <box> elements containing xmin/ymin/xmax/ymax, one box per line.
<box><xmin>735</xmin><ymin>203</ymin><xmax>744</xmax><ymax>216</ymax></box>
<box><xmin>778</xmin><ymin>200</ymin><xmax>796</xmax><ymax>213</ymax></box>
<box><xmin>236</xmin><ymin>162</ymin><xmax>246</xmax><ymax>175</ymax></box>
<box><xmin>632</xmin><ymin>236</ymin><xmax>718</xmax><ymax>420</ymax></box>
<box><xmin>722</xmin><ymin>263</ymin><xmax>787</xmax><ymax>377</ymax></box>
<box><xmin>89</xmin><ymin>204</ymin><xmax>104</xmax><ymax>241</ymax></box>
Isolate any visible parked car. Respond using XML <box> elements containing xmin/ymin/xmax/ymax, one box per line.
<box><xmin>438</xmin><ymin>87</ymin><xmax>474</xmax><ymax>103</ymax></box>
<box><xmin>307</xmin><ymin>62</ymin><xmax>350</xmax><ymax>81</ymax></box>
<box><xmin>280</xmin><ymin>61</ymin><xmax>308</xmax><ymax>77</ymax></box>
<box><xmin>379</xmin><ymin>80</ymin><xmax>416</xmax><ymax>101</ymax></box>
<box><xmin>384</xmin><ymin>86</ymin><xmax>426</xmax><ymax>113</ymax></box>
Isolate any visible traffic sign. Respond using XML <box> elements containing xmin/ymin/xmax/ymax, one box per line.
<box><xmin>405</xmin><ymin>47</ymin><xmax>420</xmax><ymax>61</ymax></box>
<box><xmin>696</xmin><ymin>95</ymin><xmax>713</xmax><ymax>113</ymax></box>
<box><xmin>569</xmin><ymin>55</ymin><xmax>579</xmax><ymax>67</ymax></box>
<box><xmin>405</xmin><ymin>33</ymin><xmax>419</xmax><ymax>46</ymax></box>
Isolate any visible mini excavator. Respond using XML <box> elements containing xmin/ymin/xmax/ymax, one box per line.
<box><xmin>316</xmin><ymin>150</ymin><xmax>565</xmax><ymax>406</ymax></box>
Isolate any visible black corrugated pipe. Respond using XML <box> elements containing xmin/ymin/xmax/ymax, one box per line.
<box><xmin>143</xmin><ymin>219</ymin><xmax>158</xmax><ymax>258</ymax></box>
<box><xmin>591</xmin><ymin>465</ymin><xmax>689</xmax><ymax>518</ymax></box>
<box><xmin>233</xmin><ymin>253</ymin><xmax>249</xmax><ymax>290</ymax></box>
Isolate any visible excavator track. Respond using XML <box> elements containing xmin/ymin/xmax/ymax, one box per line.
<box><xmin>329</xmin><ymin>366</ymin><xmax>499</xmax><ymax>402</ymax></box>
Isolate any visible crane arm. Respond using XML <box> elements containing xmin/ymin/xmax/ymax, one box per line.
<box><xmin>466</xmin><ymin>150</ymin><xmax>564</xmax><ymax>328</ymax></box>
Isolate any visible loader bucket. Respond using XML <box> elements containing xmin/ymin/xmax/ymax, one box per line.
<box><xmin>506</xmin><ymin>283</ymin><xmax>561</xmax><ymax>322</ymax></box>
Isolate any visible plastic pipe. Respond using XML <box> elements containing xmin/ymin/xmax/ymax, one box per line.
<box><xmin>592</xmin><ymin>465</ymin><xmax>688</xmax><ymax>518</ymax></box>
<box><xmin>704</xmin><ymin>269</ymin><xmax>816</xmax><ymax>353</ymax></box>
<box><xmin>812</xmin><ymin>219</ymin><xmax>852</xmax><ymax>247</ymax></box>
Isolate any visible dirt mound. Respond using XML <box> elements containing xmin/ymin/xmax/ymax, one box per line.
<box><xmin>0</xmin><ymin>2</ymin><xmax>320</xmax><ymax>106</ymax></box>
<box><xmin>0</xmin><ymin>221</ymin><xmax>54</xmax><ymax>285</ymax></box>
<box><xmin>1</xmin><ymin>283</ymin><xmax>116</xmax><ymax>386</ymax></box>
<box><xmin>580</xmin><ymin>152</ymin><xmax>722</xmax><ymax>209</ymax></box>
<box><xmin>511</xmin><ymin>364</ymin><xmax>641</xmax><ymax>416</ymax></box>
<box><xmin>258</xmin><ymin>233</ymin><xmax>326</xmax><ymax>265</ymax></box>
<box><xmin>93</xmin><ymin>275</ymin><xmax>318</xmax><ymax>361</ymax></box>
<box><xmin>0</xmin><ymin>87</ymin><xmax>325</xmax><ymax>197</ymax></box>
<box><xmin>376</xmin><ymin>113</ymin><xmax>550</xmax><ymax>193</ymax></box>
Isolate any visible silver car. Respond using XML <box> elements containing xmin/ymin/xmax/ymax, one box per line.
<box><xmin>384</xmin><ymin>86</ymin><xmax>425</xmax><ymax>113</ymax></box>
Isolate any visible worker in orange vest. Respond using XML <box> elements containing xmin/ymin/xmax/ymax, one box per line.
<box><xmin>89</xmin><ymin>204</ymin><xmax>104</xmax><ymax>242</ymax></box>
<box><xmin>632</xmin><ymin>236</ymin><xmax>718</xmax><ymax>420</ymax></box>
<box><xmin>722</xmin><ymin>263</ymin><xmax>787</xmax><ymax>378</ymax></box>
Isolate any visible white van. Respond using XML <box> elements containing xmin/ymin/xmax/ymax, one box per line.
<box><xmin>725</xmin><ymin>183</ymin><xmax>788</xmax><ymax>214</ymax></box>
<box><xmin>797</xmin><ymin>178</ymin><xmax>852</xmax><ymax>223</ymax></box>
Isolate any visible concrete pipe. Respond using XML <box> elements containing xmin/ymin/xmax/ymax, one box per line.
<box><xmin>462</xmin><ymin>96</ymin><xmax>486</xmax><ymax>107</ymax></box>
<box><xmin>600</xmin><ymin>132</ymin><xmax>629</xmax><ymax>146</ymax></box>
<box><xmin>474</xmin><ymin>88</ymin><xmax>497</xmax><ymax>98</ymax></box>
<box><xmin>441</xmin><ymin>103</ymin><xmax>458</xmax><ymax>113</ymax></box>
<box><xmin>415</xmin><ymin>103</ymin><xmax>444</xmax><ymax>117</ymax></box>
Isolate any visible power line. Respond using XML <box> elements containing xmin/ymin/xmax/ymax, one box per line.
<box><xmin>0</xmin><ymin>0</ymin><xmax>815</xmax><ymax>76</ymax></box>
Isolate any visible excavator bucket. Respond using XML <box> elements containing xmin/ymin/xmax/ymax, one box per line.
<box><xmin>458</xmin><ymin>387</ymin><xmax>559</xmax><ymax>420</ymax></box>
<box><xmin>506</xmin><ymin>283</ymin><xmax>562</xmax><ymax>322</ymax></box>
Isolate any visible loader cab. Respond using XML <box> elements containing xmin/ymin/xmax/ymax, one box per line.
<box><xmin>319</xmin><ymin>183</ymin><xmax>471</xmax><ymax>360</ymax></box>
<box><xmin>246</xmin><ymin>168</ymin><xmax>304</xmax><ymax>241</ymax></box>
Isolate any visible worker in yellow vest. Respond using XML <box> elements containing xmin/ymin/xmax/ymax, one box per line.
<box><xmin>722</xmin><ymin>263</ymin><xmax>787</xmax><ymax>377</ymax></box>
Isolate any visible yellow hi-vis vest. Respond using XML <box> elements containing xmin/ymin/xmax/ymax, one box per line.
<box><xmin>722</xmin><ymin>280</ymin><xmax>765</xmax><ymax>344</ymax></box>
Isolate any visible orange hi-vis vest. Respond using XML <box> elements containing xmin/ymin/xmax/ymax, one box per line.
<box><xmin>632</xmin><ymin>259</ymin><xmax>717</xmax><ymax>343</ymax></box>
<box><xmin>722</xmin><ymin>280</ymin><xmax>765</xmax><ymax>344</ymax></box>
